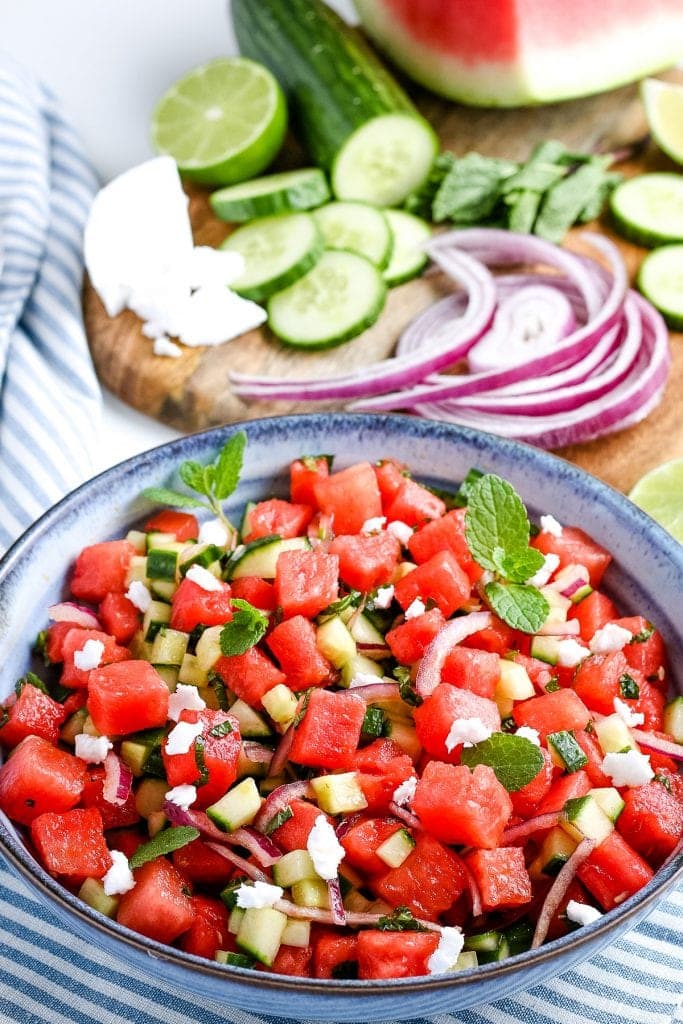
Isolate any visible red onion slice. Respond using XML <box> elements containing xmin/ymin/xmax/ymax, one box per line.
<box><xmin>461</xmin><ymin>858</ymin><xmax>483</xmax><ymax>918</ymax></box>
<box><xmin>268</xmin><ymin>723</ymin><xmax>296</xmax><ymax>780</ymax></box>
<box><xmin>204</xmin><ymin>842</ymin><xmax>269</xmax><ymax>882</ymax></box>
<box><xmin>327</xmin><ymin>877</ymin><xmax>347</xmax><ymax>926</ymax></box>
<box><xmin>416</xmin><ymin>611</ymin><xmax>493</xmax><ymax>698</ymax></box>
<box><xmin>231</xmin><ymin>827</ymin><xmax>283</xmax><ymax>867</ymax></box>
<box><xmin>272</xmin><ymin>898</ymin><xmax>441</xmax><ymax>931</ymax></box>
<box><xmin>48</xmin><ymin>602</ymin><xmax>101</xmax><ymax>629</ymax></box>
<box><xmin>242</xmin><ymin>742</ymin><xmax>274</xmax><ymax>770</ymax></box>
<box><xmin>531</xmin><ymin>837</ymin><xmax>596</xmax><ymax>948</ymax></box>
<box><xmin>502</xmin><ymin>812</ymin><xmax>561</xmax><ymax>845</ymax></box>
<box><xmin>346</xmin><ymin>682</ymin><xmax>400</xmax><ymax>701</ymax></box>
<box><xmin>388</xmin><ymin>802</ymin><xmax>421</xmax><ymax>830</ymax></box>
<box><xmin>162</xmin><ymin>803</ymin><xmax>283</xmax><ymax>867</ymax></box>
<box><xmin>102</xmin><ymin>752</ymin><xmax>132</xmax><ymax>806</ymax></box>
<box><xmin>631</xmin><ymin>730</ymin><xmax>683</xmax><ymax>762</ymax></box>
<box><xmin>253</xmin><ymin>780</ymin><xmax>314</xmax><ymax>834</ymax></box>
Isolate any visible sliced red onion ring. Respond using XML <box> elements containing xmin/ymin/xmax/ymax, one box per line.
<box><xmin>631</xmin><ymin>730</ymin><xmax>683</xmax><ymax>762</ymax></box>
<box><xmin>268</xmin><ymin>723</ymin><xmax>296</xmax><ymax>780</ymax></box>
<box><xmin>461</xmin><ymin>858</ymin><xmax>483</xmax><ymax>918</ymax></box>
<box><xmin>48</xmin><ymin>602</ymin><xmax>101</xmax><ymax>629</ymax></box>
<box><xmin>388</xmin><ymin>801</ymin><xmax>421</xmax><ymax>829</ymax></box>
<box><xmin>272</xmin><ymin>898</ymin><xmax>441</xmax><ymax>931</ymax></box>
<box><xmin>416</xmin><ymin>611</ymin><xmax>493</xmax><ymax>698</ymax></box>
<box><xmin>242</xmin><ymin>742</ymin><xmax>274</xmax><ymax>770</ymax></box>
<box><xmin>253</xmin><ymin>780</ymin><xmax>314</xmax><ymax>834</ymax></box>
<box><xmin>204</xmin><ymin>842</ymin><xmax>269</xmax><ymax>882</ymax></box>
<box><xmin>231</xmin><ymin>827</ymin><xmax>283</xmax><ymax>867</ymax></box>
<box><xmin>536</xmin><ymin>620</ymin><xmax>581</xmax><ymax>637</ymax></box>
<box><xmin>327</xmin><ymin>877</ymin><xmax>347</xmax><ymax>926</ymax></box>
<box><xmin>502</xmin><ymin>812</ymin><xmax>561</xmax><ymax>845</ymax></box>
<box><xmin>162</xmin><ymin>803</ymin><xmax>281</xmax><ymax>866</ymax></box>
<box><xmin>531</xmin><ymin>837</ymin><xmax>596</xmax><ymax>948</ymax></box>
<box><xmin>102</xmin><ymin>752</ymin><xmax>133</xmax><ymax>806</ymax></box>
<box><xmin>467</xmin><ymin>285</ymin><xmax>576</xmax><ymax>373</ymax></box>
<box><xmin>346</xmin><ymin>682</ymin><xmax>400</xmax><ymax>701</ymax></box>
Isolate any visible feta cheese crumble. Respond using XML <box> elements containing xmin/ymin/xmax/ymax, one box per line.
<box><xmin>427</xmin><ymin>926</ymin><xmax>465</xmax><ymax>974</ymax></box>
<box><xmin>515</xmin><ymin>726</ymin><xmax>541</xmax><ymax>747</ymax></box>
<box><xmin>404</xmin><ymin>598</ymin><xmax>426</xmax><ymax>621</ymax></box>
<box><xmin>372</xmin><ymin>585</ymin><xmax>394</xmax><ymax>609</ymax></box>
<box><xmin>198</xmin><ymin>518</ymin><xmax>229</xmax><ymax>547</ymax></box>
<box><xmin>168</xmin><ymin>683</ymin><xmax>207</xmax><ymax>722</ymax></box>
<box><xmin>165</xmin><ymin>719</ymin><xmax>204</xmax><ymax>756</ymax></box>
<box><xmin>152</xmin><ymin>335</ymin><xmax>182</xmax><ymax>358</ymax></box>
<box><xmin>602</xmin><ymin>749</ymin><xmax>654</xmax><ymax>788</ymax></box>
<box><xmin>73</xmin><ymin>638</ymin><xmax>105</xmax><ymax>672</ymax></box>
<box><xmin>556</xmin><ymin>638</ymin><xmax>590</xmax><ymax>667</ymax></box>
<box><xmin>387</xmin><ymin>520</ymin><xmax>413</xmax><ymax>546</ymax></box>
<box><xmin>307</xmin><ymin>814</ymin><xmax>345</xmax><ymax>881</ymax></box>
<box><xmin>566</xmin><ymin>900</ymin><xmax>602</xmax><ymax>926</ymax></box>
<box><xmin>445</xmin><ymin>717</ymin><xmax>492</xmax><ymax>753</ymax></box>
<box><xmin>392</xmin><ymin>776</ymin><xmax>418</xmax><ymax>807</ymax></box>
<box><xmin>103</xmin><ymin>850</ymin><xmax>136</xmax><ymax>897</ymax></box>
<box><xmin>74</xmin><ymin>733</ymin><xmax>113</xmax><ymax>764</ymax></box>
<box><xmin>589</xmin><ymin>623</ymin><xmax>633</xmax><ymax>655</ymax></box>
<box><xmin>527</xmin><ymin>553</ymin><xmax>560</xmax><ymax>587</ymax></box>
<box><xmin>185</xmin><ymin>564</ymin><xmax>223</xmax><ymax>592</ymax></box>
<box><xmin>613</xmin><ymin>697</ymin><xmax>645</xmax><ymax>728</ymax></box>
<box><xmin>361</xmin><ymin>516</ymin><xmax>386</xmax><ymax>535</ymax></box>
<box><xmin>126</xmin><ymin>580</ymin><xmax>151</xmax><ymax>612</ymax></box>
<box><xmin>235</xmin><ymin>880</ymin><xmax>284</xmax><ymax>910</ymax></box>
<box><xmin>540</xmin><ymin>514</ymin><xmax>563</xmax><ymax>537</ymax></box>
<box><xmin>164</xmin><ymin>784</ymin><xmax>197</xmax><ymax>811</ymax></box>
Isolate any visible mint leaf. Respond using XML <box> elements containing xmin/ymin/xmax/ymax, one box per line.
<box><xmin>629</xmin><ymin>623</ymin><xmax>655</xmax><ymax>644</ymax></box>
<box><xmin>213</xmin><ymin>432</ymin><xmax>246</xmax><ymax>501</ymax></box>
<box><xmin>499</xmin><ymin>546</ymin><xmax>546</xmax><ymax>584</ymax></box>
<box><xmin>485</xmin><ymin>581</ymin><xmax>549</xmax><ymax>634</ymax></box>
<box><xmin>465</xmin><ymin>474</ymin><xmax>532</xmax><ymax>571</ymax></box>
<box><xmin>128</xmin><ymin>826</ymin><xmax>200</xmax><ymax>869</ymax></box>
<box><xmin>141</xmin><ymin>487</ymin><xmax>207</xmax><ymax>510</ymax></box>
<box><xmin>194</xmin><ymin>736</ymin><xmax>209</xmax><ymax>786</ymax></box>
<box><xmin>179</xmin><ymin>460</ymin><xmax>208</xmax><ymax>495</ymax></box>
<box><xmin>393</xmin><ymin>665</ymin><xmax>422</xmax><ymax>707</ymax></box>
<box><xmin>461</xmin><ymin>733</ymin><xmax>544</xmax><ymax>792</ymax></box>
<box><xmin>219</xmin><ymin>598</ymin><xmax>268</xmax><ymax>656</ymax></box>
<box><xmin>377</xmin><ymin>906</ymin><xmax>426</xmax><ymax>932</ymax></box>
<box><xmin>264</xmin><ymin>805</ymin><xmax>294</xmax><ymax>835</ymax></box>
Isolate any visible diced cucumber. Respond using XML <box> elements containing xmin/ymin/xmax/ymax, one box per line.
<box><xmin>530</xmin><ymin>826</ymin><xmax>577</xmax><ymax>879</ymax></box>
<box><xmin>216</xmin><ymin>950</ymin><xmax>256</xmax><ymax>968</ymax></box>
<box><xmin>261</xmin><ymin>683</ymin><xmax>299</xmax><ymax>725</ymax></box>
<box><xmin>639</xmin><ymin>244</ymin><xmax>683</xmax><ymax>328</ymax></box>
<box><xmin>291</xmin><ymin>877</ymin><xmax>329</xmax><ymax>908</ymax></box>
<box><xmin>150</xmin><ymin>628</ymin><xmax>189</xmax><ymax>667</ymax></box>
<box><xmin>149</xmin><ymin>579</ymin><xmax>177</xmax><ymax>602</ymax></box>
<box><xmin>134</xmin><ymin>777</ymin><xmax>169</xmax><ymax>818</ymax></box>
<box><xmin>236</xmin><ymin>907</ymin><xmax>288</xmax><ymax>966</ymax></box>
<box><xmin>281</xmin><ymin>918</ymin><xmax>312</xmax><ymax>948</ymax></box>
<box><xmin>272</xmin><ymin>849</ymin><xmax>317</xmax><ymax>888</ymax></box>
<box><xmin>78</xmin><ymin>878</ymin><xmax>119</xmax><ymax>918</ymax></box>
<box><xmin>229</xmin><ymin>698</ymin><xmax>273</xmax><ymax>738</ymax></box>
<box><xmin>538</xmin><ymin>586</ymin><xmax>572</xmax><ymax>627</ymax></box>
<box><xmin>561</xmin><ymin>794</ymin><xmax>614</xmax><ymax>844</ymax></box>
<box><xmin>530</xmin><ymin>635</ymin><xmax>562</xmax><ymax>666</ymax></box>
<box><xmin>221</xmin><ymin>212</ymin><xmax>324</xmax><ymax>302</ymax></box>
<box><xmin>147</xmin><ymin>547</ymin><xmax>180</xmax><ymax>582</ymax></box>
<box><xmin>589</xmin><ymin>786</ymin><xmax>626</xmax><ymax>823</ymax></box>
<box><xmin>60</xmin><ymin>707</ymin><xmax>89</xmax><ymax>746</ymax></box>
<box><xmin>340</xmin><ymin>653</ymin><xmax>384</xmax><ymax>687</ymax></box>
<box><xmin>504</xmin><ymin>919</ymin><xmax>534</xmax><ymax>956</ymax></box>
<box><xmin>496</xmin><ymin>659</ymin><xmax>533</xmax><ymax>700</ymax></box>
<box><xmin>143</xmin><ymin>599</ymin><xmax>171</xmax><ymax>642</ymax></box>
<box><xmin>310</xmin><ymin>771</ymin><xmax>368</xmax><ymax>815</ymax></box>
<box><xmin>126</xmin><ymin>555</ymin><xmax>148</xmax><ymax>586</ymax></box>
<box><xmin>375</xmin><ymin>827</ymin><xmax>415</xmax><ymax>869</ymax></box>
<box><xmin>313</xmin><ymin>201</ymin><xmax>392</xmax><ymax>269</ymax></box>
<box><xmin>207</xmin><ymin>777</ymin><xmax>263</xmax><ymax>832</ymax></box>
<box><xmin>452</xmin><ymin>951</ymin><xmax>479</xmax><ymax>971</ymax></box>
<box><xmin>228</xmin><ymin>535</ymin><xmax>311</xmax><ymax>580</ymax></box>
<box><xmin>550</xmin><ymin>564</ymin><xmax>592</xmax><ymax>603</ymax></box>
<box><xmin>383</xmin><ymin>209</ymin><xmax>430</xmax><ymax>286</ymax></box>
<box><xmin>664</xmin><ymin>695</ymin><xmax>683</xmax><ymax>743</ymax></box>
<box><xmin>348</xmin><ymin>612</ymin><xmax>388</xmax><ymax>654</ymax></box>
<box><xmin>194</xmin><ymin>625</ymin><xmax>225</xmax><ymax>672</ymax></box>
<box><xmin>594</xmin><ymin>713</ymin><xmax>634</xmax><ymax>755</ymax></box>
<box><xmin>229</xmin><ymin>907</ymin><xmax>245</xmax><ymax>935</ymax></box>
<box><xmin>177</xmin><ymin>652</ymin><xmax>209</xmax><ymax>687</ymax></box>
<box><xmin>126</xmin><ymin>529</ymin><xmax>147</xmax><ymax>554</ymax></box>
<box><xmin>464</xmin><ymin>930</ymin><xmax>508</xmax><ymax>963</ymax></box>
<box><xmin>146</xmin><ymin>531</ymin><xmax>177</xmax><ymax>551</ymax></box>
<box><xmin>179</xmin><ymin>544</ymin><xmax>225</xmax><ymax>576</ymax></box>
<box><xmin>267</xmin><ymin>250</ymin><xmax>387</xmax><ymax>350</ymax></box>
<box><xmin>611</xmin><ymin>173</ymin><xmax>683</xmax><ymax>247</ymax></box>
<box><xmin>316</xmin><ymin>615</ymin><xmax>357</xmax><ymax>668</ymax></box>
<box><xmin>547</xmin><ymin>730</ymin><xmax>589</xmax><ymax>773</ymax></box>
<box><xmin>240</xmin><ymin>501</ymin><xmax>258</xmax><ymax>538</ymax></box>
<box><xmin>211</xmin><ymin>168</ymin><xmax>331</xmax><ymax>222</ymax></box>
<box><xmin>153</xmin><ymin>664</ymin><xmax>179</xmax><ymax>690</ymax></box>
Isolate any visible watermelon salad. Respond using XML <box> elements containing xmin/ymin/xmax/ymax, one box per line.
<box><xmin>1</xmin><ymin>439</ymin><xmax>682</xmax><ymax>981</ymax></box>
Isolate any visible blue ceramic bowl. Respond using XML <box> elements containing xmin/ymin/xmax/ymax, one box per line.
<box><xmin>0</xmin><ymin>413</ymin><xmax>681</xmax><ymax>1021</ymax></box>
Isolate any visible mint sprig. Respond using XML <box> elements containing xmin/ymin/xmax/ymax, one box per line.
<box><xmin>460</xmin><ymin>733</ymin><xmax>544</xmax><ymax>792</ymax></box>
<box><xmin>220</xmin><ymin>598</ymin><xmax>268</xmax><ymax>657</ymax></box>
<box><xmin>465</xmin><ymin>474</ymin><xmax>550</xmax><ymax>634</ymax></box>
<box><xmin>128</xmin><ymin>826</ymin><xmax>200</xmax><ymax>869</ymax></box>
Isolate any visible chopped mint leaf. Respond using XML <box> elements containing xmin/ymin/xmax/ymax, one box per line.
<box><xmin>220</xmin><ymin>875</ymin><xmax>250</xmax><ymax>910</ymax></box>
<box><xmin>208</xmin><ymin>672</ymin><xmax>230</xmax><ymax>711</ymax></box>
<box><xmin>619</xmin><ymin>673</ymin><xmax>640</xmax><ymax>700</ymax></box>
<box><xmin>377</xmin><ymin>906</ymin><xmax>426</xmax><ymax>932</ymax></box>
<box><xmin>209</xmin><ymin>720</ymin><xmax>233</xmax><ymax>738</ymax></box>
<box><xmin>433</xmin><ymin>153</ymin><xmax>515</xmax><ymax>224</ymax></box>
<box><xmin>141</xmin><ymin>487</ymin><xmax>207</xmax><ymax>510</ymax></box>
<box><xmin>302</xmin><ymin>453</ymin><xmax>334</xmax><ymax>471</ymax></box>
<box><xmin>485</xmin><ymin>581</ymin><xmax>550</xmax><ymax>634</ymax></box>
<box><xmin>292</xmin><ymin>688</ymin><xmax>314</xmax><ymax>728</ymax></box>
<box><xmin>34</xmin><ymin>629</ymin><xmax>50</xmax><ymax>666</ymax></box>
<box><xmin>534</xmin><ymin>158</ymin><xmax>612</xmax><ymax>243</ymax></box>
<box><xmin>545</xmin><ymin>676</ymin><xmax>561</xmax><ymax>693</ymax></box>
<box><xmin>264</xmin><ymin>805</ymin><xmax>294</xmax><ymax>836</ymax></box>
<box><xmin>223</xmin><ymin>952</ymin><xmax>257</xmax><ymax>969</ymax></box>
<box><xmin>194</xmin><ymin>736</ymin><xmax>209</xmax><ymax>787</ymax></box>
<box><xmin>0</xmin><ymin>708</ymin><xmax>9</xmax><ymax>730</ymax></box>
<box><xmin>465</xmin><ymin>474</ymin><xmax>533</xmax><ymax>571</ymax></box>
<box><xmin>319</xmin><ymin>590</ymin><xmax>362</xmax><ymax>620</ymax></box>
<box><xmin>630</xmin><ymin>623</ymin><xmax>655</xmax><ymax>644</ymax></box>
<box><xmin>461</xmin><ymin>732</ymin><xmax>545</xmax><ymax>792</ymax></box>
<box><xmin>654</xmin><ymin>773</ymin><xmax>672</xmax><ymax>792</ymax></box>
<box><xmin>213</xmin><ymin>432</ymin><xmax>246</xmax><ymax>501</ymax></box>
<box><xmin>219</xmin><ymin>599</ymin><xmax>268</xmax><ymax>657</ymax></box>
<box><xmin>394</xmin><ymin>666</ymin><xmax>422</xmax><ymax>707</ymax></box>
<box><xmin>15</xmin><ymin>671</ymin><xmax>49</xmax><ymax>697</ymax></box>
<box><xmin>361</xmin><ymin>705</ymin><xmax>388</xmax><ymax>739</ymax></box>
<box><xmin>128</xmin><ymin>826</ymin><xmax>200</xmax><ymax>869</ymax></box>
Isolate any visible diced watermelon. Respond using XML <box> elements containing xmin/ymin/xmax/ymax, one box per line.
<box><xmin>179</xmin><ymin>895</ymin><xmax>231</xmax><ymax>960</ymax></box>
<box><xmin>270</xmin><ymin>799</ymin><xmax>332</xmax><ymax>853</ymax></box>
<box><xmin>266</xmin><ymin>615</ymin><xmax>332</xmax><ymax>690</ymax></box>
<box><xmin>45</xmin><ymin>621</ymin><xmax>80</xmax><ymax>664</ymax></box>
<box><xmin>172</xmin><ymin>837</ymin><xmax>236</xmax><ymax>886</ymax></box>
<box><xmin>413</xmin><ymin>684</ymin><xmax>500</xmax><ymax>762</ymax></box>
<box><xmin>408</xmin><ymin>509</ymin><xmax>483</xmax><ymax>583</ymax></box>
<box><xmin>290</xmin><ymin>456</ymin><xmax>330</xmax><ymax>506</ymax></box>
<box><xmin>313</xmin><ymin>931</ymin><xmax>359</xmax><ymax>979</ymax></box>
<box><xmin>374</xmin><ymin>459</ymin><xmax>407</xmax><ymax>508</ymax></box>
<box><xmin>81</xmin><ymin>766</ymin><xmax>141</xmax><ymax>830</ymax></box>
<box><xmin>275</xmin><ymin>548</ymin><xmax>339</xmax><ymax>620</ymax></box>
<box><xmin>0</xmin><ymin>684</ymin><xmax>66</xmax><ymax>750</ymax></box>
<box><xmin>576</xmin><ymin>831</ymin><xmax>654</xmax><ymax>911</ymax></box>
<box><xmin>394</xmin><ymin>550</ymin><xmax>471</xmax><ymax>618</ymax></box>
<box><xmin>30</xmin><ymin>807</ymin><xmax>111</xmax><ymax>883</ymax></box>
<box><xmin>569</xmin><ymin>590</ymin><xmax>619</xmax><ymax>642</ymax></box>
<box><xmin>117</xmin><ymin>857</ymin><xmax>196</xmax><ymax>944</ymax></box>
<box><xmin>98</xmin><ymin>592</ymin><xmax>141</xmax><ymax>645</ymax></box>
<box><xmin>289</xmin><ymin>689</ymin><xmax>366</xmax><ymax>769</ymax></box>
<box><xmin>384</xmin><ymin>478</ymin><xmax>445</xmax><ymax>526</ymax></box>
<box><xmin>512</xmin><ymin>689</ymin><xmax>591</xmax><ymax>740</ymax></box>
<box><xmin>60</xmin><ymin>627</ymin><xmax>131</xmax><ymax>689</ymax></box>
<box><xmin>412</xmin><ymin>762</ymin><xmax>512</xmax><ymax>848</ymax></box>
<box><xmin>613</xmin><ymin>616</ymin><xmax>667</xmax><ymax>681</ymax></box>
<box><xmin>229</xmin><ymin>576</ymin><xmax>277</xmax><ymax>611</ymax></box>
<box><xmin>385</xmin><ymin>608</ymin><xmax>445</xmax><ymax>665</ymax></box>
<box><xmin>329</xmin><ymin>532</ymin><xmax>401</xmax><ymax>593</ymax></box>
<box><xmin>617</xmin><ymin>779</ymin><xmax>683</xmax><ymax>865</ymax></box>
<box><xmin>572</xmin><ymin>651</ymin><xmax>633</xmax><ymax>716</ymax></box>
<box><xmin>532</xmin><ymin>527</ymin><xmax>611</xmax><ymax>588</ymax></box>
<box><xmin>574</xmin><ymin>729</ymin><xmax>611</xmax><ymax>787</ymax></box>
<box><xmin>464</xmin><ymin>847</ymin><xmax>532</xmax><ymax>911</ymax></box>
<box><xmin>214</xmin><ymin>647</ymin><xmax>286</xmax><ymax>707</ymax></box>
<box><xmin>356</xmin><ymin>930</ymin><xmax>440</xmax><ymax>979</ymax></box>
<box><xmin>87</xmin><ymin>661</ymin><xmax>170</xmax><ymax>736</ymax></box>
<box><xmin>441</xmin><ymin>647</ymin><xmax>500</xmax><ymax>699</ymax></box>
<box><xmin>536</xmin><ymin>770</ymin><xmax>592</xmax><ymax>815</ymax></box>
<box><xmin>352</xmin><ymin>739</ymin><xmax>415</xmax><ymax>812</ymax></box>
<box><xmin>170</xmin><ymin>576</ymin><xmax>233</xmax><ymax>632</ymax></box>
<box><xmin>374</xmin><ymin>832</ymin><xmax>467</xmax><ymax>920</ymax></box>
<box><xmin>510</xmin><ymin>747</ymin><xmax>554</xmax><ymax>817</ymax></box>
<box><xmin>70</xmin><ymin>540</ymin><xmax>137</xmax><ymax>602</ymax></box>
<box><xmin>462</xmin><ymin>615</ymin><xmax>517</xmax><ymax>655</ymax></box>
<box><xmin>268</xmin><ymin>945</ymin><xmax>313</xmax><ymax>977</ymax></box>
<box><xmin>340</xmin><ymin>817</ymin><xmax>404</xmax><ymax>875</ymax></box>
<box><xmin>162</xmin><ymin>709</ymin><xmax>241</xmax><ymax>808</ymax></box>
<box><xmin>634</xmin><ymin>681</ymin><xmax>665</xmax><ymax>731</ymax></box>
<box><xmin>242</xmin><ymin>498</ymin><xmax>313</xmax><ymax>542</ymax></box>
<box><xmin>144</xmin><ymin>510</ymin><xmax>199</xmax><ymax>541</ymax></box>
<box><xmin>0</xmin><ymin>735</ymin><xmax>86</xmax><ymax>825</ymax></box>
<box><xmin>313</xmin><ymin>462</ymin><xmax>382</xmax><ymax>535</ymax></box>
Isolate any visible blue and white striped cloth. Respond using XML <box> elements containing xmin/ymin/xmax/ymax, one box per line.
<box><xmin>0</xmin><ymin>57</ymin><xmax>681</xmax><ymax>1024</ymax></box>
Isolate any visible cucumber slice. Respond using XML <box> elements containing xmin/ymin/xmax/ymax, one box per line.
<box><xmin>664</xmin><ymin>695</ymin><xmax>683</xmax><ymax>743</ymax></box>
<box><xmin>207</xmin><ymin>777</ymin><xmax>262</xmax><ymax>832</ymax></box>
<box><xmin>383</xmin><ymin>209</ymin><xmax>431</xmax><ymax>286</ymax></box>
<box><xmin>638</xmin><ymin>244</ymin><xmax>683</xmax><ymax>329</ymax></box>
<box><xmin>375</xmin><ymin>827</ymin><xmax>415</xmax><ymax>869</ymax></box>
<box><xmin>228</xmin><ymin>535</ymin><xmax>311</xmax><ymax>580</ymax></box>
<box><xmin>610</xmin><ymin>173</ymin><xmax>683</xmax><ymax>247</ymax></box>
<box><xmin>211</xmin><ymin>168</ymin><xmax>330</xmax><ymax>222</ymax></box>
<box><xmin>268</xmin><ymin>250</ymin><xmax>387</xmax><ymax>350</ymax></box>
<box><xmin>561</xmin><ymin>795</ymin><xmax>614</xmax><ymax>844</ymax></box>
<box><xmin>547</xmin><ymin>730</ymin><xmax>589</xmax><ymax>773</ymax></box>
<box><xmin>221</xmin><ymin>212</ymin><xmax>324</xmax><ymax>302</ymax></box>
<box><xmin>310</xmin><ymin>771</ymin><xmax>368</xmax><ymax>814</ymax></box>
<box><xmin>236</xmin><ymin>907</ymin><xmax>287</xmax><ymax>966</ymax></box>
<box><xmin>313</xmin><ymin>202</ymin><xmax>392</xmax><ymax>269</ymax></box>
<box><xmin>332</xmin><ymin>113</ymin><xmax>439</xmax><ymax>207</ymax></box>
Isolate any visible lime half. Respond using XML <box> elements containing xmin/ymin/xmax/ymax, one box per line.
<box><xmin>152</xmin><ymin>57</ymin><xmax>287</xmax><ymax>186</ymax></box>
<box><xmin>629</xmin><ymin>459</ymin><xmax>683</xmax><ymax>543</ymax></box>
<box><xmin>641</xmin><ymin>78</ymin><xmax>683</xmax><ymax>167</ymax></box>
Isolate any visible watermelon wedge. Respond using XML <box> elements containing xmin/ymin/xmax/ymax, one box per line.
<box><xmin>353</xmin><ymin>0</ymin><xmax>683</xmax><ymax>107</ymax></box>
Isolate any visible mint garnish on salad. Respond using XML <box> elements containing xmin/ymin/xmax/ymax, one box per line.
<box><xmin>460</xmin><ymin>733</ymin><xmax>544</xmax><ymax>792</ymax></box>
<box><xmin>128</xmin><ymin>826</ymin><xmax>200</xmax><ymax>870</ymax></box>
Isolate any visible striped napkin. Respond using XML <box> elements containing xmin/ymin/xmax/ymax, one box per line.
<box><xmin>0</xmin><ymin>57</ymin><xmax>681</xmax><ymax>1024</ymax></box>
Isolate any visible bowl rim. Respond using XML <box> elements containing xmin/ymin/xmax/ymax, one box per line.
<box><xmin>1</xmin><ymin>411</ymin><xmax>682</xmax><ymax>996</ymax></box>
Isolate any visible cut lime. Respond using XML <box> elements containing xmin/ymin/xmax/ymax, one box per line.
<box><xmin>641</xmin><ymin>78</ymin><xmax>683</xmax><ymax>167</ymax></box>
<box><xmin>151</xmin><ymin>57</ymin><xmax>287</xmax><ymax>186</ymax></box>
<box><xmin>628</xmin><ymin>459</ymin><xmax>683</xmax><ymax>543</ymax></box>
<box><xmin>638</xmin><ymin>244</ymin><xmax>683</xmax><ymax>329</ymax></box>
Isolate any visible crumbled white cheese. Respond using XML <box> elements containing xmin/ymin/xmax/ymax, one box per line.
<box><xmin>613</xmin><ymin>697</ymin><xmax>645</xmax><ymax>728</ymax></box>
<box><xmin>152</xmin><ymin>335</ymin><xmax>182</xmax><ymax>358</ymax></box>
<box><xmin>387</xmin><ymin>520</ymin><xmax>413</xmax><ymax>546</ymax></box>
<box><xmin>372</xmin><ymin>585</ymin><xmax>395</xmax><ymax>609</ymax></box>
<box><xmin>556</xmin><ymin>638</ymin><xmax>591</xmax><ymax>667</ymax></box>
<box><xmin>103</xmin><ymin>850</ymin><xmax>136</xmax><ymax>896</ymax></box>
<box><xmin>183</xmin><ymin>245</ymin><xmax>245</xmax><ymax>289</ymax></box>
<box><xmin>427</xmin><ymin>926</ymin><xmax>465</xmax><ymax>974</ymax></box>
<box><xmin>602</xmin><ymin>749</ymin><xmax>654</xmax><ymax>788</ymax></box>
<box><xmin>566</xmin><ymin>900</ymin><xmax>602</xmax><ymax>926</ymax></box>
<box><xmin>589</xmin><ymin>623</ymin><xmax>633</xmax><ymax>655</ymax></box>
<box><xmin>392</xmin><ymin>775</ymin><xmax>418</xmax><ymax>807</ymax></box>
<box><xmin>74</xmin><ymin>733</ymin><xmax>113</xmax><ymax>764</ymax></box>
<box><xmin>307</xmin><ymin>814</ymin><xmax>345</xmax><ymax>881</ymax></box>
<box><xmin>73</xmin><ymin>638</ymin><xmax>105</xmax><ymax>672</ymax></box>
<box><xmin>126</xmin><ymin>580</ymin><xmax>151</xmax><ymax>612</ymax></box>
<box><xmin>445</xmin><ymin>717</ymin><xmax>492</xmax><ymax>753</ymax></box>
<box><xmin>165</xmin><ymin>719</ymin><xmax>204</xmax><ymax>756</ymax></box>
<box><xmin>527</xmin><ymin>553</ymin><xmax>561</xmax><ymax>587</ymax></box>
<box><xmin>540</xmin><ymin>514</ymin><xmax>563</xmax><ymax>537</ymax></box>
<box><xmin>515</xmin><ymin>726</ymin><xmax>541</xmax><ymax>747</ymax></box>
<box><xmin>168</xmin><ymin>684</ymin><xmax>207</xmax><ymax>722</ymax></box>
<box><xmin>198</xmin><ymin>518</ymin><xmax>229</xmax><ymax>547</ymax></box>
<box><xmin>164</xmin><ymin>784</ymin><xmax>197</xmax><ymax>811</ymax></box>
<box><xmin>235</xmin><ymin>880</ymin><xmax>284</xmax><ymax>910</ymax></box>
<box><xmin>404</xmin><ymin>598</ymin><xmax>426</xmax><ymax>620</ymax></box>
<box><xmin>185</xmin><ymin>564</ymin><xmax>223</xmax><ymax>592</ymax></box>
<box><xmin>348</xmin><ymin>671</ymin><xmax>385</xmax><ymax>689</ymax></box>
<box><xmin>361</xmin><ymin>516</ymin><xmax>386</xmax><ymax>535</ymax></box>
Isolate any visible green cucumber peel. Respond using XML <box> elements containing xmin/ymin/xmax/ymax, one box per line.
<box><xmin>461</xmin><ymin>732</ymin><xmax>545</xmax><ymax>792</ymax></box>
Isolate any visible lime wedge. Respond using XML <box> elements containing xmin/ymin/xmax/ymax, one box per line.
<box><xmin>628</xmin><ymin>459</ymin><xmax>683</xmax><ymax>543</ymax></box>
<box><xmin>152</xmin><ymin>57</ymin><xmax>287</xmax><ymax>186</ymax></box>
<box><xmin>641</xmin><ymin>78</ymin><xmax>683</xmax><ymax>166</ymax></box>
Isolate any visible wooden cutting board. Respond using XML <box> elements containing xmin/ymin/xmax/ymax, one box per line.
<box><xmin>83</xmin><ymin>69</ymin><xmax>683</xmax><ymax>495</ymax></box>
